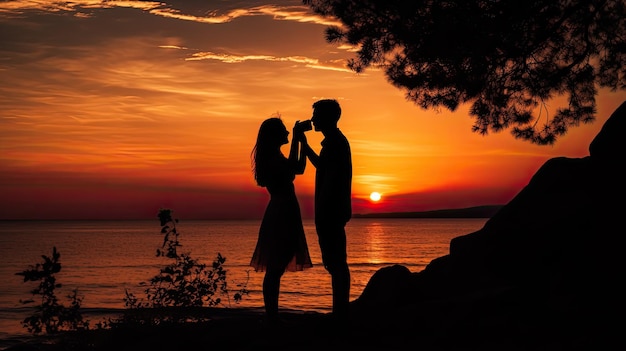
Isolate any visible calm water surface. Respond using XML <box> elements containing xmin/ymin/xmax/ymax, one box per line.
<box><xmin>0</xmin><ymin>218</ymin><xmax>486</xmax><ymax>344</ymax></box>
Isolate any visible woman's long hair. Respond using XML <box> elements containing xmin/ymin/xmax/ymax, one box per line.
<box><xmin>251</xmin><ymin>117</ymin><xmax>284</xmax><ymax>187</ymax></box>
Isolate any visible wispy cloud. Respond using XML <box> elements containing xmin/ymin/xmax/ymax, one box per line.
<box><xmin>185</xmin><ymin>51</ymin><xmax>353</xmax><ymax>73</ymax></box>
<box><xmin>0</xmin><ymin>1</ymin><xmax>342</xmax><ymax>26</ymax></box>
<box><xmin>0</xmin><ymin>0</ymin><xmax>161</xmax><ymax>14</ymax></box>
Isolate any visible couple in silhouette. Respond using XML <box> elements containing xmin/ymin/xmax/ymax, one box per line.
<box><xmin>250</xmin><ymin>99</ymin><xmax>352</xmax><ymax>326</ymax></box>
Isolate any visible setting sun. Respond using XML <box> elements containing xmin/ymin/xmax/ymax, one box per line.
<box><xmin>370</xmin><ymin>192</ymin><xmax>382</xmax><ymax>202</ymax></box>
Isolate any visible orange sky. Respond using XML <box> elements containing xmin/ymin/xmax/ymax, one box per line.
<box><xmin>1</xmin><ymin>1</ymin><xmax>625</xmax><ymax>220</ymax></box>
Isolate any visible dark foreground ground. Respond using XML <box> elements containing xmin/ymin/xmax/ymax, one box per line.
<box><xmin>3</xmin><ymin>301</ymin><xmax>622</xmax><ymax>351</ymax></box>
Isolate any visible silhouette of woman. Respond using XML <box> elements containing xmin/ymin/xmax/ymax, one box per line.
<box><xmin>250</xmin><ymin>116</ymin><xmax>313</xmax><ymax>325</ymax></box>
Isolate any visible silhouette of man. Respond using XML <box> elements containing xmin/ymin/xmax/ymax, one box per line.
<box><xmin>302</xmin><ymin>99</ymin><xmax>352</xmax><ymax>322</ymax></box>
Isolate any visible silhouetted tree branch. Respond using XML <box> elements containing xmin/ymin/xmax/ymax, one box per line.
<box><xmin>304</xmin><ymin>0</ymin><xmax>626</xmax><ymax>144</ymax></box>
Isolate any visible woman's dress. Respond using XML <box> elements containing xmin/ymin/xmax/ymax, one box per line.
<box><xmin>250</xmin><ymin>155</ymin><xmax>313</xmax><ymax>272</ymax></box>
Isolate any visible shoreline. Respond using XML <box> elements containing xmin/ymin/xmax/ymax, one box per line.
<box><xmin>2</xmin><ymin>300</ymin><xmax>616</xmax><ymax>351</ymax></box>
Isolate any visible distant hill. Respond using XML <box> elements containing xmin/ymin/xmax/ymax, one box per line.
<box><xmin>352</xmin><ymin>205</ymin><xmax>503</xmax><ymax>219</ymax></box>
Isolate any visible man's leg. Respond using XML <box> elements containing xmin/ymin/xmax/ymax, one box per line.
<box><xmin>331</xmin><ymin>262</ymin><xmax>350</xmax><ymax>319</ymax></box>
<box><xmin>321</xmin><ymin>224</ymin><xmax>350</xmax><ymax>320</ymax></box>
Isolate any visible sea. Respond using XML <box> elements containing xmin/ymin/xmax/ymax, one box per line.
<box><xmin>0</xmin><ymin>218</ymin><xmax>487</xmax><ymax>348</ymax></box>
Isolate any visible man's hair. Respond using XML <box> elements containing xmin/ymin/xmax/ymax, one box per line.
<box><xmin>313</xmin><ymin>99</ymin><xmax>341</xmax><ymax>122</ymax></box>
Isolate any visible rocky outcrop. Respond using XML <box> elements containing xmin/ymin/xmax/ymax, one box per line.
<box><xmin>351</xmin><ymin>101</ymin><xmax>625</xmax><ymax>347</ymax></box>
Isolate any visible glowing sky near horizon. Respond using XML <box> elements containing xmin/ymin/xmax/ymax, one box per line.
<box><xmin>1</xmin><ymin>0</ymin><xmax>625</xmax><ymax>220</ymax></box>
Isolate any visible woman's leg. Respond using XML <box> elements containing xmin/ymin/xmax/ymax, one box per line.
<box><xmin>263</xmin><ymin>267</ymin><xmax>283</xmax><ymax>322</ymax></box>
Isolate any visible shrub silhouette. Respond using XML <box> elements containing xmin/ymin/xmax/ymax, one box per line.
<box><xmin>122</xmin><ymin>208</ymin><xmax>249</xmax><ymax>323</ymax></box>
<box><xmin>16</xmin><ymin>246</ymin><xmax>89</xmax><ymax>334</ymax></box>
